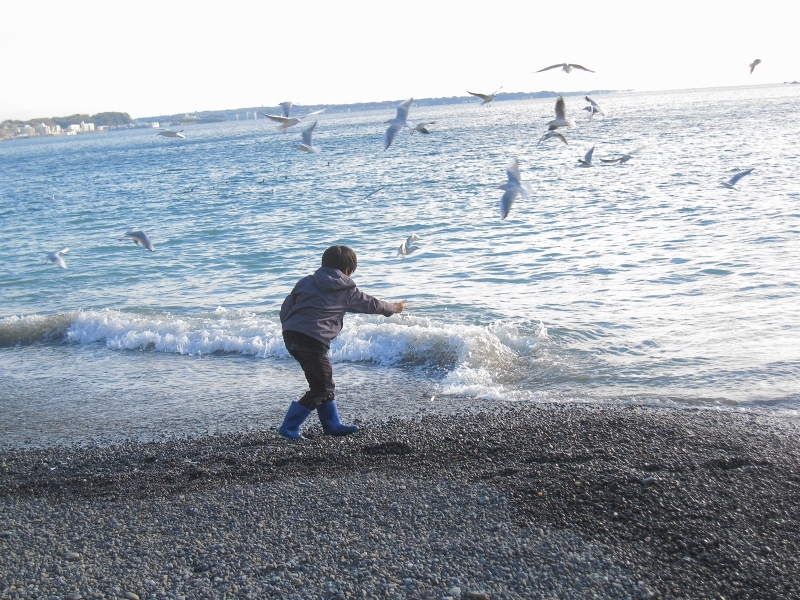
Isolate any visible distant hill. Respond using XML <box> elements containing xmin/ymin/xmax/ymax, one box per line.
<box><xmin>2</xmin><ymin>112</ymin><xmax>132</xmax><ymax>129</ymax></box>
<box><xmin>137</xmin><ymin>90</ymin><xmax>622</xmax><ymax>125</ymax></box>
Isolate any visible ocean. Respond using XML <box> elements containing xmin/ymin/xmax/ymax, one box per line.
<box><xmin>2</xmin><ymin>84</ymin><xmax>799</xmax><ymax>447</ymax></box>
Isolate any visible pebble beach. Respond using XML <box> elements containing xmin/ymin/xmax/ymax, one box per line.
<box><xmin>2</xmin><ymin>403</ymin><xmax>799</xmax><ymax>600</ymax></box>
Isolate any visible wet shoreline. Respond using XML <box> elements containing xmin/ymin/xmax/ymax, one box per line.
<box><xmin>2</xmin><ymin>403</ymin><xmax>799</xmax><ymax>599</ymax></box>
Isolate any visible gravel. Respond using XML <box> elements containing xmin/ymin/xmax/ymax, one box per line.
<box><xmin>1</xmin><ymin>403</ymin><xmax>799</xmax><ymax>599</ymax></box>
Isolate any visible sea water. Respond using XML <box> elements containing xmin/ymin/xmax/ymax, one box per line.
<box><xmin>2</xmin><ymin>84</ymin><xmax>799</xmax><ymax>446</ymax></box>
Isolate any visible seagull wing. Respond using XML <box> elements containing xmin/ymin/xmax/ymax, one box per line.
<box><xmin>383</xmin><ymin>122</ymin><xmax>403</xmax><ymax>150</ymax></box>
<box><xmin>584</xmin><ymin>146</ymin><xmax>595</xmax><ymax>163</ymax></box>
<box><xmin>536</xmin><ymin>64</ymin><xmax>562</xmax><ymax>73</ymax></box>
<box><xmin>555</xmin><ymin>96</ymin><xmax>566</xmax><ymax>120</ymax></box>
<box><xmin>554</xmin><ymin>132</ymin><xmax>568</xmax><ymax>146</ymax></box>
<box><xmin>300</xmin><ymin>108</ymin><xmax>327</xmax><ymax>120</ymax></box>
<box><xmin>506</xmin><ymin>158</ymin><xmax>522</xmax><ymax>187</ymax></box>
<box><xmin>570</xmin><ymin>64</ymin><xmax>595</xmax><ymax>73</ymax></box>
<box><xmin>500</xmin><ymin>188</ymin><xmax>519</xmax><ymax>220</ymax></box>
<box><xmin>280</xmin><ymin>101</ymin><xmax>293</xmax><ymax>118</ymax></box>
<box><xmin>301</xmin><ymin>120</ymin><xmax>317</xmax><ymax>146</ymax></box>
<box><xmin>728</xmin><ymin>168</ymin><xmax>754</xmax><ymax>186</ymax></box>
<box><xmin>263</xmin><ymin>114</ymin><xmax>293</xmax><ymax>125</ymax></box>
<box><xmin>468</xmin><ymin>91</ymin><xmax>490</xmax><ymax>101</ymax></box>
<box><xmin>395</xmin><ymin>98</ymin><xmax>413</xmax><ymax>124</ymax></box>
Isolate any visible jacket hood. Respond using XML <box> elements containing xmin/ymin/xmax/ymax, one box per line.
<box><xmin>313</xmin><ymin>267</ymin><xmax>356</xmax><ymax>292</ymax></box>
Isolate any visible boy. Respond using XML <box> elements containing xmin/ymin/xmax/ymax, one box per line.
<box><xmin>278</xmin><ymin>245</ymin><xmax>406</xmax><ymax>439</ymax></box>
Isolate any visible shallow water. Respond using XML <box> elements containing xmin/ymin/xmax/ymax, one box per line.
<box><xmin>2</xmin><ymin>84</ymin><xmax>799</xmax><ymax>446</ymax></box>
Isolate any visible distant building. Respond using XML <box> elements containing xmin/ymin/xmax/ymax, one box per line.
<box><xmin>151</xmin><ymin>122</ymin><xmax>159</xmax><ymax>128</ymax></box>
<box><xmin>69</xmin><ymin>124</ymin><xmax>81</xmax><ymax>133</ymax></box>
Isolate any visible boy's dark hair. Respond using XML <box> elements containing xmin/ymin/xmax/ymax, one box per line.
<box><xmin>321</xmin><ymin>245</ymin><xmax>357</xmax><ymax>275</ymax></box>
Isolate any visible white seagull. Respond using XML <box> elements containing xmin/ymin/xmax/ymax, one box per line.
<box><xmin>721</xmin><ymin>168</ymin><xmax>754</xmax><ymax>190</ymax></box>
<box><xmin>498</xmin><ymin>159</ymin><xmax>532</xmax><ymax>220</ymax></box>
<box><xmin>261</xmin><ymin>108</ymin><xmax>326</xmax><ymax>133</ymax></box>
<box><xmin>547</xmin><ymin>96</ymin><xmax>575</xmax><ymax>130</ymax></box>
<box><xmin>600</xmin><ymin>146</ymin><xmax>645</xmax><ymax>164</ymax></box>
<box><xmin>536</xmin><ymin>63</ymin><xmax>594</xmax><ymax>74</ymax></box>
<box><xmin>119</xmin><ymin>228</ymin><xmax>155</xmax><ymax>252</ymax></box>
<box><xmin>749</xmin><ymin>59</ymin><xmax>761</xmax><ymax>75</ymax></box>
<box><xmin>538</xmin><ymin>130</ymin><xmax>569</xmax><ymax>146</ymax></box>
<box><xmin>398</xmin><ymin>234</ymin><xmax>420</xmax><ymax>255</ymax></box>
<box><xmin>467</xmin><ymin>87</ymin><xmax>503</xmax><ymax>105</ymax></box>
<box><xmin>578</xmin><ymin>146</ymin><xmax>595</xmax><ymax>167</ymax></box>
<box><xmin>158</xmin><ymin>130</ymin><xmax>185</xmax><ymax>138</ymax></box>
<box><xmin>410</xmin><ymin>121</ymin><xmax>436</xmax><ymax>134</ymax></box>
<box><xmin>296</xmin><ymin>120</ymin><xmax>320</xmax><ymax>153</ymax></box>
<box><xmin>383</xmin><ymin>98</ymin><xmax>413</xmax><ymax>150</ymax></box>
<box><xmin>44</xmin><ymin>247</ymin><xmax>69</xmax><ymax>269</ymax></box>
<box><xmin>583</xmin><ymin>96</ymin><xmax>605</xmax><ymax>121</ymax></box>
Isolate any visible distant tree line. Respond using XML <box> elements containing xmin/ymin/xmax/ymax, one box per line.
<box><xmin>1</xmin><ymin>112</ymin><xmax>132</xmax><ymax>128</ymax></box>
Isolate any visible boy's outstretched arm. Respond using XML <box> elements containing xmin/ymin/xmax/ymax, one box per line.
<box><xmin>393</xmin><ymin>300</ymin><xmax>407</xmax><ymax>314</ymax></box>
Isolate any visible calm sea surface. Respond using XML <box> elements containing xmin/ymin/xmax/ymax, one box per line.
<box><xmin>2</xmin><ymin>84</ymin><xmax>799</xmax><ymax>446</ymax></box>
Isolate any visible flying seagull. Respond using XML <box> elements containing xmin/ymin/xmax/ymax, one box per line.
<box><xmin>296</xmin><ymin>120</ymin><xmax>320</xmax><ymax>153</ymax></box>
<box><xmin>119</xmin><ymin>228</ymin><xmax>155</xmax><ymax>252</ymax></box>
<box><xmin>498</xmin><ymin>159</ymin><xmax>532</xmax><ymax>220</ymax></box>
<box><xmin>44</xmin><ymin>247</ymin><xmax>69</xmax><ymax>269</ymax></box>
<box><xmin>578</xmin><ymin>146</ymin><xmax>595</xmax><ymax>167</ymax></box>
<box><xmin>158</xmin><ymin>130</ymin><xmax>185</xmax><ymax>138</ymax></box>
<box><xmin>538</xmin><ymin>130</ymin><xmax>569</xmax><ymax>146</ymax></box>
<box><xmin>398</xmin><ymin>234</ymin><xmax>420</xmax><ymax>255</ymax></box>
<box><xmin>410</xmin><ymin>121</ymin><xmax>436</xmax><ymax>134</ymax></box>
<box><xmin>261</xmin><ymin>108</ymin><xmax>326</xmax><ymax>133</ymax></box>
<box><xmin>467</xmin><ymin>87</ymin><xmax>503</xmax><ymax>105</ymax></box>
<box><xmin>383</xmin><ymin>98</ymin><xmax>413</xmax><ymax>150</ymax></box>
<box><xmin>749</xmin><ymin>59</ymin><xmax>762</xmax><ymax>74</ymax></box>
<box><xmin>536</xmin><ymin>63</ymin><xmax>594</xmax><ymax>74</ymax></box>
<box><xmin>600</xmin><ymin>146</ymin><xmax>645</xmax><ymax>164</ymax></box>
<box><xmin>721</xmin><ymin>168</ymin><xmax>754</xmax><ymax>190</ymax></box>
<box><xmin>583</xmin><ymin>96</ymin><xmax>605</xmax><ymax>121</ymax></box>
<box><xmin>547</xmin><ymin>96</ymin><xmax>575</xmax><ymax>130</ymax></box>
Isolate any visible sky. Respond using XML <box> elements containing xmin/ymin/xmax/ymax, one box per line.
<box><xmin>2</xmin><ymin>0</ymin><xmax>798</xmax><ymax>121</ymax></box>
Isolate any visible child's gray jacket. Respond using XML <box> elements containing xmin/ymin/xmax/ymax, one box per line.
<box><xmin>280</xmin><ymin>267</ymin><xmax>395</xmax><ymax>346</ymax></box>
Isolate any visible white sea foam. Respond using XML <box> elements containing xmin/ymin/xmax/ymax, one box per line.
<box><xmin>1</xmin><ymin>309</ymin><xmax>548</xmax><ymax>400</ymax></box>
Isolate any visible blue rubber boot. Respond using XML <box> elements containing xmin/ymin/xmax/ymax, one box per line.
<box><xmin>278</xmin><ymin>401</ymin><xmax>312</xmax><ymax>440</ymax></box>
<box><xmin>317</xmin><ymin>400</ymin><xmax>359</xmax><ymax>436</ymax></box>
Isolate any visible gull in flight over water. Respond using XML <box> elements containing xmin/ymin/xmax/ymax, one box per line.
<box><xmin>536</xmin><ymin>63</ymin><xmax>594</xmax><ymax>74</ymax></box>
<box><xmin>44</xmin><ymin>247</ymin><xmax>69</xmax><ymax>269</ymax></box>
<box><xmin>410</xmin><ymin>121</ymin><xmax>436</xmax><ymax>134</ymax></box>
<box><xmin>398</xmin><ymin>234</ymin><xmax>420</xmax><ymax>255</ymax></box>
<box><xmin>383</xmin><ymin>98</ymin><xmax>413</xmax><ymax>150</ymax></box>
<box><xmin>119</xmin><ymin>228</ymin><xmax>155</xmax><ymax>252</ymax></box>
<box><xmin>158</xmin><ymin>130</ymin><xmax>185</xmax><ymax>138</ymax></box>
<box><xmin>296</xmin><ymin>120</ymin><xmax>320</xmax><ymax>153</ymax></box>
<box><xmin>583</xmin><ymin>96</ymin><xmax>605</xmax><ymax>121</ymax></box>
<box><xmin>538</xmin><ymin>130</ymin><xmax>569</xmax><ymax>146</ymax></box>
<box><xmin>547</xmin><ymin>96</ymin><xmax>575</xmax><ymax>130</ymax></box>
<box><xmin>261</xmin><ymin>108</ymin><xmax>326</xmax><ymax>133</ymax></box>
<box><xmin>749</xmin><ymin>59</ymin><xmax>762</xmax><ymax>74</ymax></box>
<box><xmin>600</xmin><ymin>146</ymin><xmax>645</xmax><ymax>164</ymax></box>
<box><xmin>498</xmin><ymin>159</ymin><xmax>532</xmax><ymax>220</ymax></box>
<box><xmin>578</xmin><ymin>146</ymin><xmax>595</xmax><ymax>167</ymax></box>
<box><xmin>721</xmin><ymin>168</ymin><xmax>754</xmax><ymax>190</ymax></box>
<box><xmin>467</xmin><ymin>87</ymin><xmax>503</xmax><ymax>105</ymax></box>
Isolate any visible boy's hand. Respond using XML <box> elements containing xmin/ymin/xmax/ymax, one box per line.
<box><xmin>393</xmin><ymin>300</ymin><xmax>407</xmax><ymax>314</ymax></box>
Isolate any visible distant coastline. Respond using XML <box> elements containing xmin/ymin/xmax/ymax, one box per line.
<box><xmin>135</xmin><ymin>89</ymin><xmax>625</xmax><ymax>128</ymax></box>
<box><xmin>0</xmin><ymin>112</ymin><xmax>132</xmax><ymax>142</ymax></box>
<box><xmin>0</xmin><ymin>90</ymin><xmax>623</xmax><ymax>142</ymax></box>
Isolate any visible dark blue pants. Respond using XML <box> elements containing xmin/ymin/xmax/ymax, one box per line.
<box><xmin>283</xmin><ymin>330</ymin><xmax>334</xmax><ymax>410</ymax></box>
